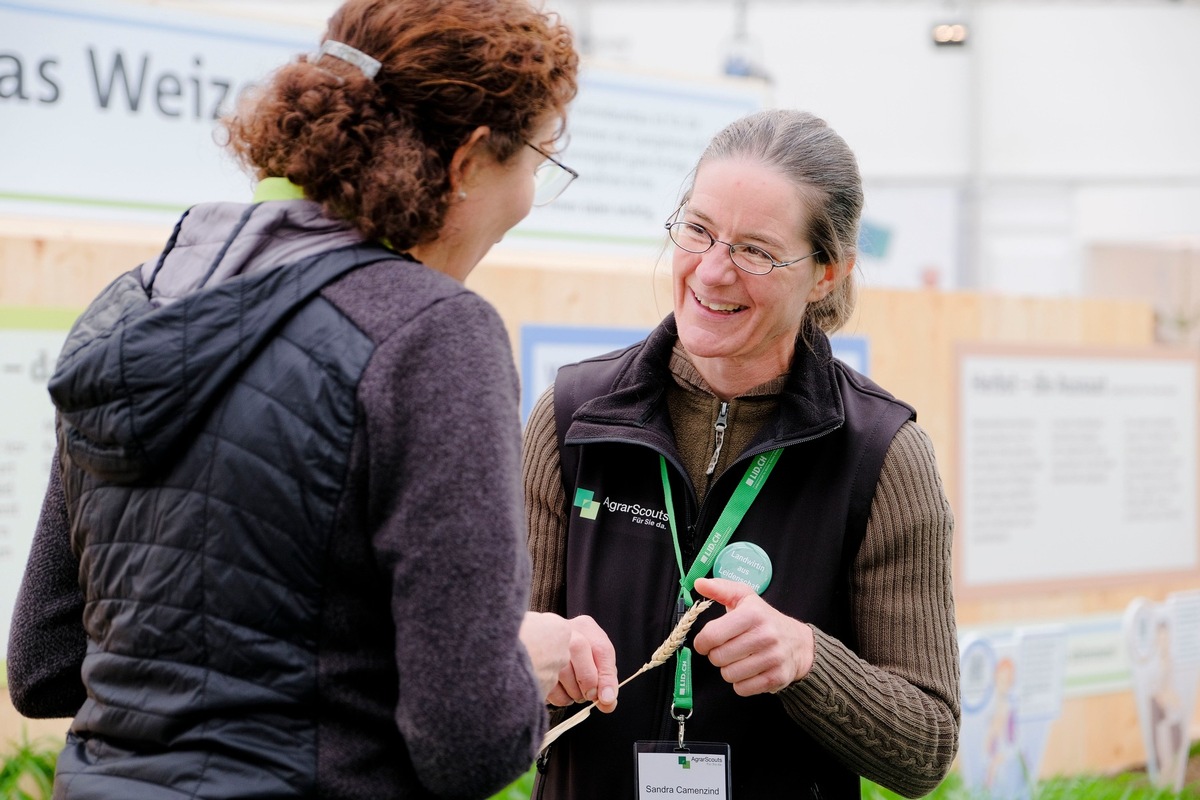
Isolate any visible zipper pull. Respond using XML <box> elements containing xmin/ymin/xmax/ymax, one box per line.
<box><xmin>704</xmin><ymin>401</ymin><xmax>729</xmax><ymax>476</ymax></box>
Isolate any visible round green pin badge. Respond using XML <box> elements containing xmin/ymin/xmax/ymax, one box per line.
<box><xmin>713</xmin><ymin>541</ymin><xmax>772</xmax><ymax>595</ymax></box>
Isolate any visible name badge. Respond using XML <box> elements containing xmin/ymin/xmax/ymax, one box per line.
<box><xmin>635</xmin><ymin>741</ymin><xmax>732</xmax><ymax>799</ymax></box>
<box><xmin>713</xmin><ymin>541</ymin><xmax>772</xmax><ymax>595</ymax></box>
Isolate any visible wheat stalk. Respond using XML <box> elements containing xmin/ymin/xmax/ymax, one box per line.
<box><xmin>539</xmin><ymin>598</ymin><xmax>713</xmax><ymax>752</ymax></box>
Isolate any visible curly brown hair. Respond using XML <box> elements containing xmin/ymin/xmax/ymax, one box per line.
<box><xmin>223</xmin><ymin>0</ymin><xmax>578</xmax><ymax>251</ymax></box>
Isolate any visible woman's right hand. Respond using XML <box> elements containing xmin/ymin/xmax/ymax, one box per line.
<box><xmin>546</xmin><ymin>614</ymin><xmax>619</xmax><ymax>714</ymax></box>
<box><xmin>520</xmin><ymin>611</ymin><xmax>573</xmax><ymax>700</ymax></box>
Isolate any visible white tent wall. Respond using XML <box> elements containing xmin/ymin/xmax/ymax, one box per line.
<box><xmin>556</xmin><ymin>0</ymin><xmax>1200</xmax><ymax>295</ymax></box>
<box><xmin>140</xmin><ymin>0</ymin><xmax>1200</xmax><ymax>297</ymax></box>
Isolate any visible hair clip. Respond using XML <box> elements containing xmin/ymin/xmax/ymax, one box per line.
<box><xmin>315</xmin><ymin>39</ymin><xmax>382</xmax><ymax>81</ymax></box>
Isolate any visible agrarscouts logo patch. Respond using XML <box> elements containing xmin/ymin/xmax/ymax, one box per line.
<box><xmin>573</xmin><ymin>487</ymin><xmax>601</xmax><ymax>520</ymax></box>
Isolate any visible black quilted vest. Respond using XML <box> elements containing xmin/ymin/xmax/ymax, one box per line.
<box><xmin>50</xmin><ymin>243</ymin><xmax>394</xmax><ymax>799</ymax></box>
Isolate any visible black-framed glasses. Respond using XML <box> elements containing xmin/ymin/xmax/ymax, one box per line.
<box><xmin>664</xmin><ymin>213</ymin><xmax>821</xmax><ymax>276</ymax></box>
<box><xmin>527</xmin><ymin>142</ymin><xmax>578</xmax><ymax>206</ymax></box>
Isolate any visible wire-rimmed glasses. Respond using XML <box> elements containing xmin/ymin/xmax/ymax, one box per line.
<box><xmin>527</xmin><ymin>142</ymin><xmax>578</xmax><ymax>206</ymax></box>
<box><xmin>663</xmin><ymin>214</ymin><xmax>821</xmax><ymax>275</ymax></box>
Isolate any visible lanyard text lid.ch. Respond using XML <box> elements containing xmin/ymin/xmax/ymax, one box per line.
<box><xmin>659</xmin><ymin>447</ymin><xmax>783</xmax><ymax>606</ymax></box>
<box><xmin>659</xmin><ymin>446</ymin><xmax>783</xmax><ymax>741</ymax></box>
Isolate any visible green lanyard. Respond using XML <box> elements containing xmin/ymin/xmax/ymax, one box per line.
<box><xmin>658</xmin><ymin>447</ymin><xmax>783</xmax><ymax>716</ymax></box>
<box><xmin>659</xmin><ymin>448</ymin><xmax>783</xmax><ymax>606</ymax></box>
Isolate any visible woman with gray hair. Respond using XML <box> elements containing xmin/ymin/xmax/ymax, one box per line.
<box><xmin>524</xmin><ymin>108</ymin><xmax>960</xmax><ymax>799</ymax></box>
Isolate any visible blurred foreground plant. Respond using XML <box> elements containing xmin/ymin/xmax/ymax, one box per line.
<box><xmin>862</xmin><ymin>767</ymin><xmax>1200</xmax><ymax>799</ymax></box>
<box><xmin>488</xmin><ymin>766</ymin><xmax>535</xmax><ymax>800</ymax></box>
<box><xmin>487</xmin><ymin>744</ymin><xmax>1200</xmax><ymax>800</ymax></box>
<box><xmin>0</xmin><ymin>731</ymin><xmax>57</xmax><ymax>800</ymax></box>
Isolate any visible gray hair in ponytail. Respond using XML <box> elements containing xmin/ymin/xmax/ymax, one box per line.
<box><xmin>686</xmin><ymin>109</ymin><xmax>862</xmax><ymax>334</ymax></box>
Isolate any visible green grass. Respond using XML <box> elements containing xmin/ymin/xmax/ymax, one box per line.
<box><xmin>490</xmin><ymin>765</ymin><xmax>1200</xmax><ymax>799</ymax></box>
<box><xmin>860</xmin><ymin>769</ymin><xmax>1200</xmax><ymax>799</ymax></box>
<box><xmin>0</xmin><ymin>737</ymin><xmax>540</xmax><ymax>800</ymax></box>
<box><xmin>0</xmin><ymin>740</ymin><xmax>539</xmax><ymax>800</ymax></box>
<box><xmin>0</xmin><ymin>732</ymin><xmax>58</xmax><ymax>800</ymax></box>
<box><xmin>488</xmin><ymin>767</ymin><xmax>537</xmax><ymax>800</ymax></box>
<box><xmin>5</xmin><ymin>739</ymin><xmax>1198</xmax><ymax>799</ymax></box>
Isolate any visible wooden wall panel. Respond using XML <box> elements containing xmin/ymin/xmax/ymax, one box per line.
<box><xmin>0</xmin><ymin>226</ymin><xmax>1187</xmax><ymax>779</ymax></box>
<box><xmin>0</xmin><ymin>696</ymin><xmax>66</xmax><ymax>746</ymax></box>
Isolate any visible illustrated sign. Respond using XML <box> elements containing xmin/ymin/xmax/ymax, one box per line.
<box><xmin>1124</xmin><ymin>592</ymin><xmax>1200</xmax><ymax>792</ymax></box>
<box><xmin>520</xmin><ymin>325</ymin><xmax>870</xmax><ymax>421</ymax></box>
<box><xmin>957</xmin><ymin>346</ymin><xmax>1199</xmax><ymax>592</ymax></box>
<box><xmin>962</xmin><ymin>613</ymin><xmax>1135</xmax><ymax>700</ymax></box>
<box><xmin>519</xmin><ymin>324</ymin><xmax>651</xmax><ymax>421</ymax></box>
<box><xmin>958</xmin><ymin>627</ymin><xmax>1068</xmax><ymax>799</ymax></box>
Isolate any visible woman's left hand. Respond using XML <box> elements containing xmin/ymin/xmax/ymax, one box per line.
<box><xmin>692</xmin><ymin>577</ymin><xmax>814</xmax><ymax>696</ymax></box>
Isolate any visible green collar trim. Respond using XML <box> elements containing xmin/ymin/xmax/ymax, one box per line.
<box><xmin>253</xmin><ymin>177</ymin><xmax>307</xmax><ymax>202</ymax></box>
<box><xmin>250</xmin><ymin>177</ymin><xmax>399</xmax><ymax>255</ymax></box>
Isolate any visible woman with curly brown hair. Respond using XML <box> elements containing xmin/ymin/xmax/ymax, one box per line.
<box><xmin>7</xmin><ymin>1</ymin><xmax>579</xmax><ymax>797</ymax></box>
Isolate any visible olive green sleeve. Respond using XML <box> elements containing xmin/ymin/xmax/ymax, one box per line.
<box><xmin>776</xmin><ymin>420</ymin><xmax>961</xmax><ymax>798</ymax></box>
<box><xmin>522</xmin><ymin>386</ymin><xmax>569</xmax><ymax>616</ymax></box>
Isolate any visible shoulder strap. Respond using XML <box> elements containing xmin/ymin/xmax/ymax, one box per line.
<box><xmin>53</xmin><ymin>242</ymin><xmax>402</xmax><ymax>484</ymax></box>
<box><xmin>551</xmin><ymin>362</ymin><xmax>597</xmax><ymax>496</ymax></box>
<box><xmin>284</xmin><ymin>241</ymin><xmax>405</xmax><ymax>293</ymax></box>
<box><xmin>551</xmin><ymin>350</ymin><xmax>635</xmax><ymax>496</ymax></box>
<box><xmin>834</xmin><ymin>362</ymin><xmax>917</xmax><ymax>648</ymax></box>
<box><xmin>834</xmin><ymin>361</ymin><xmax>917</xmax><ymax>546</ymax></box>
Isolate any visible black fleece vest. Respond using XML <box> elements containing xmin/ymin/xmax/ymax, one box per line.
<box><xmin>538</xmin><ymin>323</ymin><xmax>914</xmax><ymax>800</ymax></box>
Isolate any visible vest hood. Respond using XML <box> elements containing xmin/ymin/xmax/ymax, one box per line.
<box><xmin>48</xmin><ymin>203</ymin><xmax>380</xmax><ymax>483</ymax></box>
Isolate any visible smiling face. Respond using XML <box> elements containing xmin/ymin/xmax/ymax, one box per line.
<box><xmin>673</xmin><ymin>157</ymin><xmax>836</xmax><ymax>396</ymax></box>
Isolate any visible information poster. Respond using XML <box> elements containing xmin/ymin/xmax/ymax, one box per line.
<box><xmin>0</xmin><ymin>0</ymin><xmax>316</xmax><ymax>223</ymax></box>
<box><xmin>957</xmin><ymin>346</ymin><xmax>1199</xmax><ymax>592</ymax></box>
<box><xmin>0</xmin><ymin>310</ymin><xmax>74</xmax><ymax>660</ymax></box>
<box><xmin>2</xmin><ymin>1</ymin><xmax>767</xmax><ymax>252</ymax></box>
<box><xmin>503</xmin><ymin>67</ymin><xmax>766</xmax><ymax>259</ymax></box>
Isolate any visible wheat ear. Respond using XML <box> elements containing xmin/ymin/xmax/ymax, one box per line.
<box><xmin>539</xmin><ymin>599</ymin><xmax>713</xmax><ymax>752</ymax></box>
<box><xmin>621</xmin><ymin>598</ymin><xmax>713</xmax><ymax>685</ymax></box>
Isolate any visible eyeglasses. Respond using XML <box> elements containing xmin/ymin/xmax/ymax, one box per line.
<box><xmin>664</xmin><ymin>214</ymin><xmax>821</xmax><ymax>276</ymax></box>
<box><xmin>527</xmin><ymin>142</ymin><xmax>578</xmax><ymax>206</ymax></box>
